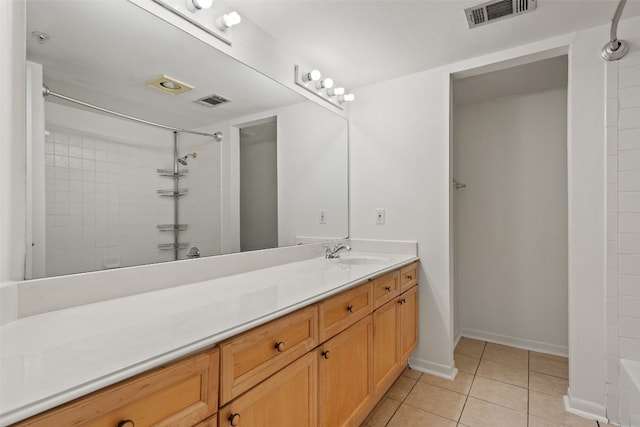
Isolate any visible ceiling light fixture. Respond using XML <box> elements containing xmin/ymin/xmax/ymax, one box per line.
<box><xmin>294</xmin><ymin>65</ymin><xmax>352</xmax><ymax>109</ymax></box>
<box><xmin>217</xmin><ymin>11</ymin><xmax>242</xmax><ymax>30</ymax></box>
<box><xmin>186</xmin><ymin>0</ymin><xmax>212</xmax><ymax>12</ymax></box>
<box><xmin>146</xmin><ymin>75</ymin><xmax>194</xmax><ymax>95</ymax></box>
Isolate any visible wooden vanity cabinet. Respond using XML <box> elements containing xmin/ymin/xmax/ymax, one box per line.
<box><xmin>219</xmin><ymin>305</ymin><xmax>318</xmax><ymax>405</ymax></box>
<box><xmin>317</xmin><ymin>316</ymin><xmax>373</xmax><ymax>427</ymax></box>
<box><xmin>13</xmin><ymin>349</ymin><xmax>219</xmax><ymax>427</ymax></box>
<box><xmin>399</xmin><ymin>285</ymin><xmax>419</xmax><ymax>364</ymax></box>
<box><xmin>399</xmin><ymin>262</ymin><xmax>418</xmax><ymax>293</ymax></box>
<box><xmin>218</xmin><ymin>352</ymin><xmax>317</xmax><ymax>427</ymax></box>
<box><xmin>372</xmin><ymin>297</ymin><xmax>401</xmax><ymax>398</ymax></box>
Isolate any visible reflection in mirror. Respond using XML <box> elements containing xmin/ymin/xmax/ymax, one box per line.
<box><xmin>25</xmin><ymin>0</ymin><xmax>348</xmax><ymax>279</ymax></box>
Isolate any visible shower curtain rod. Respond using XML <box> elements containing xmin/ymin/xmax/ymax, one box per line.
<box><xmin>42</xmin><ymin>85</ymin><xmax>220</xmax><ymax>139</ymax></box>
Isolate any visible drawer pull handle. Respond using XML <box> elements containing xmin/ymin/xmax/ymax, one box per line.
<box><xmin>398</xmin><ymin>298</ymin><xmax>406</xmax><ymax>305</ymax></box>
<box><xmin>322</xmin><ymin>350</ymin><xmax>331</xmax><ymax>359</ymax></box>
<box><xmin>117</xmin><ymin>421</ymin><xmax>135</xmax><ymax>427</ymax></box>
<box><xmin>407</xmin><ymin>274</ymin><xmax>413</xmax><ymax>280</ymax></box>
<box><xmin>385</xmin><ymin>286</ymin><xmax>391</xmax><ymax>292</ymax></box>
<box><xmin>346</xmin><ymin>305</ymin><xmax>354</xmax><ymax>313</ymax></box>
<box><xmin>229</xmin><ymin>413</ymin><xmax>241</xmax><ymax>426</ymax></box>
<box><xmin>274</xmin><ymin>341</ymin><xmax>286</xmax><ymax>352</ymax></box>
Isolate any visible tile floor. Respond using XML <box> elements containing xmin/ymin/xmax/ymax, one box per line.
<box><xmin>361</xmin><ymin>338</ymin><xmax>616</xmax><ymax>427</ymax></box>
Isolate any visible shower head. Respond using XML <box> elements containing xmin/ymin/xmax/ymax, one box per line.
<box><xmin>177</xmin><ymin>152</ymin><xmax>197</xmax><ymax>166</ymax></box>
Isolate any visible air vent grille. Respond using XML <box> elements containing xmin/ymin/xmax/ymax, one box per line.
<box><xmin>465</xmin><ymin>0</ymin><xmax>536</xmax><ymax>29</ymax></box>
<box><xmin>195</xmin><ymin>94</ymin><xmax>231</xmax><ymax>108</ymax></box>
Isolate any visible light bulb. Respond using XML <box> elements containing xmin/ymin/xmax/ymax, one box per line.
<box><xmin>217</xmin><ymin>11</ymin><xmax>242</xmax><ymax>30</ymax></box>
<box><xmin>339</xmin><ymin>93</ymin><xmax>355</xmax><ymax>103</ymax></box>
<box><xmin>316</xmin><ymin>78</ymin><xmax>334</xmax><ymax>90</ymax></box>
<box><xmin>328</xmin><ymin>87</ymin><xmax>345</xmax><ymax>97</ymax></box>
<box><xmin>302</xmin><ymin>69</ymin><xmax>321</xmax><ymax>82</ymax></box>
<box><xmin>186</xmin><ymin>0</ymin><xmax>212</xmax><ymax>12</ymax></box>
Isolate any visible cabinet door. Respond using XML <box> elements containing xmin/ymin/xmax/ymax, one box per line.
<box><xmin>318</xmin><ymin>316</ymin><xmax>372</xmax><ymax>427</ymax></box>
<box><xmin>218</xmin><ymin>352</ymin><xmax>317</xmax><ymax>427</ymax></box>
<box><xmin>399</xmin><ymin>286</ymin><xmax>418</xmax><ymax>364</ymax></box>
<box><xmin>372</xmin><ymin>298</ymin><xmax>400</xmax><ymax>398</ymax></box>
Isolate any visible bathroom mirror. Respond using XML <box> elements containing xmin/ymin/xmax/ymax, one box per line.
<box><xmin>25</xmin><ymin>0</ymin><xmax>348</xmax><ymax>279</ymax></box>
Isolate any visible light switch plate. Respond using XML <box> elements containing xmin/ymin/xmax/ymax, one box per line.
<box><xmin>376</xmin><ymin>208</ymin><xmax>385</xmax><ymax>225</ymax></box>
<box><xmin>319</xmin><ymin>209</ymin><xmax>327</xmax><ymax>224</ymax></box>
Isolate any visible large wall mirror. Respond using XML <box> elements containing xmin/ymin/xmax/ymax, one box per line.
<box><xmin>25</xmin><ymin>0</ymin><xmax>348</xmax><ymax>279</ymax></box>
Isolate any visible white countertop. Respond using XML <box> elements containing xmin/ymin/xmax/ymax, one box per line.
<box><xmin>0</xmin><ymin>251</ymin><xmax>417</xmax><ymax>425</ymax></box>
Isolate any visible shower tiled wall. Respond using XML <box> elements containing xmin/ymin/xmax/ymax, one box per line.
<box><xmin>605</xmin><ymin>50</ymin><xmax>640</xmax><ymax>423</ymax></box>
<box><xmin>44</xmin><ymin>127</ymin><xmax>174</xmax><ymax>276</ymax></box>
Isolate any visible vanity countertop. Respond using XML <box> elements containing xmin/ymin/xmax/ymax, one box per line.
<box><xmin>0</xmin><ymin>251</ymin><xmax>418</xmax><ymax>426</ymax></box>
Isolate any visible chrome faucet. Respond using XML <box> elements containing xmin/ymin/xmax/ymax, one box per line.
<box><xmin>325</xmin><ymin>243</ymin><xmax>351</xmax><ymax>259</ymax></box>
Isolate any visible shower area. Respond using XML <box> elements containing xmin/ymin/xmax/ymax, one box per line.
<box><xmin>28</xmin><ymin>69</ymin><xmax>224</xmax><ymax>278</ymax></box>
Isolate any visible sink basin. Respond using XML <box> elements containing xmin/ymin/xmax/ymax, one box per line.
<box><xmin>336</xmin><ymin>255</ymin><xmax>390</xmax><ymax>265</ymax></box>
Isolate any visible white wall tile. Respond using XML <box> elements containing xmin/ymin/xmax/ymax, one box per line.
<box><xmin>619</xmin><ymin>337</ymin><xmax>640</xmax><ymax>360</ymax></box>
<box><xmin>620</xmin><ymin>255</ymin><xmax>640</xmax><ymax>275</ymax></box>
<box><xmin>619</xmin><ymin>192</ymin><xmax>640</xmax><ymax>212</ymax></box>
<box><xmin>619</xmin><ymin>128</ymin><xmax>640</xmax><ymax>151</ymax></box>
<box><xmin>620</xmin><ymin>295</ymin><xmax>640</xmax><ymax>318</ymax></box>
<box><xmin>607</xmin><ymin>97</ymin><xmax>619</xmax><ymax>127</ymax></box>
<box><xmin>619</xmin><ymin>86</ymin><xmax>640</xmax><ymax>109</ymax></box>
<box><xmin>620</xmin><ymin>275</ymin><xmax>640</xmax><ymax>296</ymax></box>
<box><xmin>620</xmin><ymin>234</ymin><xmax>640</xmax><ymax>254</ymax></box>
<box><xmin>619</xmin><ymin>107</ymin><xmax>640</xmax><ymax>130</ymax></box>
<box><xmin>620</xmin><ymin>171</ymin><xmax>640</xmax><ymax>191</ymax></box>
<box><xmin>620</xmin><ymin>316</ymin><xmax>640</xmax><ymax>339</ymax></box>
<box><xmin>619</xmin><ymin>65</ymin><xmax>640</xmax><ymax>89</ymax></box>
<box><xmin>619</xmin><ymin>213</ymin><xmax>640</xmax><ymax>233</ymax></box>
<box><xmin>619</xmin><ymin>150</ymin><xmax>640</xmax><ymax>171</ymax></box>
<box><xmin>608</xmin><ymin>214</ymin><xmax>619</xmax><ymax>240</ymax></box>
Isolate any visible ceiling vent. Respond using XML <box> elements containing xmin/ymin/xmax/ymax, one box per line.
<box><xmin>194</xmin><ymin>93</ymin><xmax>231</xmax><ymax>108</ymax></box>
<box><xmin>465</xmin><ymin>0</ymin><xmax>537</xmax><ymax>29</ymax></box>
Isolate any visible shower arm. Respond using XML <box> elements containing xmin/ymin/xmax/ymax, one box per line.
<box><xmin>42</xmin><ymin>85</ymin><xmax>221</xmax><ymax>139</ymax></box>
<box><xmin>608</xmin><ymin>0</ymin><xmax>627</xmax><ymax>50</ymax></box>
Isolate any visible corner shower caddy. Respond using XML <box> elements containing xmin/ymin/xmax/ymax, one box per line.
<box><xmin>157</xmin><ymin>131</ymin><xmax>189</xmax><ymax>260</ymax></box>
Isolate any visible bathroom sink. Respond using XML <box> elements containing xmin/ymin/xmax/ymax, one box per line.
<box><xmin>335</xmin><ymin>255</ymin><xmax>390</xmax><ymax>265</ymax></box>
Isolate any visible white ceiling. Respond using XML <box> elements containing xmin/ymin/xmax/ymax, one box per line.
<box><xmin>226</xmin><ymin>0</ymin><xmax>640</xmax><ymax>89</ymax></box>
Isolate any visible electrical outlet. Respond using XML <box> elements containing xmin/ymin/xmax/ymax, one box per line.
<box><xmin>319</xmin><ymin>209</ymin><xmax>327</xmax><ymax>224</ymax></box>
<box><xmin>376</xmin><ymin>208</ymin><xmax>385</xmax><ymax>225</ymax></box>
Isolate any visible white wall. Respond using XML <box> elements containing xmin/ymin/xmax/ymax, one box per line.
<box><xmin>605</xmin><ymin>44</ymin><xmax>640</xmax><ymax>423</ymax></box>
<box><xmin>453</xmin><ymin>87</ymin><xmax>568</xmax><ymax>355</ymax></box>
<box><xmin>349</xmin><ymin>20</ymin><xmax>640</xmax><ymax>417</ymax></box>
<box><xmin>277</xmin><ymin>101</ymin><xmax>349</xmax><ymax>246</ymax></box>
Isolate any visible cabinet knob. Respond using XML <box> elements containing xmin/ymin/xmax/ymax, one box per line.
<box><xmin>274</xmin><ymin>341</ymin><xmax>286</xmax><ymax>352</ymax></box>
<box><xmin>321</xmin><ymin>350</ymin><xmax>331</xmax><ymax>359</ymax></box>
<box><xmin>228</xmin><ymin>413</ymin><xmax>241</xmax><ymax>426</ymax></box>
<box><xmin>398</xmin><ymin>298</ymin><xmax>406</xmax><ymax>305</ymax></box>
<box><xmin>117</xmin><ymin>421</ymin><xmax>135</xmax><ymax>427</ymax></box>
<box><xmin>346</xmin><ymin>305</ymin><xmax>354</xmax><ymax>313</ymax></box>
<box><xmin>407</xmin><ymin>274</ymin><xmax>413</xmax><ymax>280</ymax></box>
<box><xmin>385</xmin><ymin>286</ymin><xmax>391</xmax><ymax>292</ymax></box>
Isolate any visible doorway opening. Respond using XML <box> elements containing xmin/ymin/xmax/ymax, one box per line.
<box><xmin>239</xmin><ymin>117</ymin><xmax>278</xmax><ymax>252</ymax></box>
<box><xmin>451</xmin><ymin>55</ymin><xmax>569</xmax><ymax>357</ymax></box>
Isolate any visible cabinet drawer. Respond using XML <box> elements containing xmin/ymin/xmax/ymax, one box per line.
<box><xmin>399</xmin><ymin>262</ymin><xmax>418</xmax><ymax>292</ymax></box>
<box><xmin>318</xmin><ymin>282</ymin><xmax>372</xmax><ymax>342</ymax></box>
<box><xmin>372</xmin><ymin>271</ymin><xmax>399</xmax><ymax>309</ymax></box>
<box><xmin>219</xmin><ymin>352</ymin><xmax>317</xmax><ymax>427</ymax></box>
<box><xmin>14</xmin><ymin>349</ymin><xmax>219</xmax><ymax>427</ymax></box>
<box><xmin>219</xmin><ymin>305</ymin><xmax>318</xmax><ymax>405</ymax></box>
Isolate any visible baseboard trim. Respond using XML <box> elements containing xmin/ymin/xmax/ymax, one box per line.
<box><xmin>459</xmin><ymin>328</ymin><xmax>568</xmax><ymax>357</ymax></box>
<box><xmin>564</xmin><ymin>389</ymin><xmax>608</xmax><ymax>423</ymax></box>
<box><xmin>409</xmin><ymin>356</ymin><xmax>458</xmax><ymax>380</ymax></box>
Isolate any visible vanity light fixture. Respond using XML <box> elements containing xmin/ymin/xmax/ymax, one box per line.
<box><xmin>153</xmin><ymin>0</ymin><xmax>241</xmax><ymax>45</ymax></box>
<box><xmin>186</xmin><ymin>0</ymin><xmax>212</xmax><ymax>12</ymax></box>
<box><xmin>216</xmin><ymin>11</ymin><xmax>242</xmax><ymax>30</ymax></box>
<box><xmin>315</xmin><ymin>78</ymin><xmax>334</xmax><ymax>90</ymax></box>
